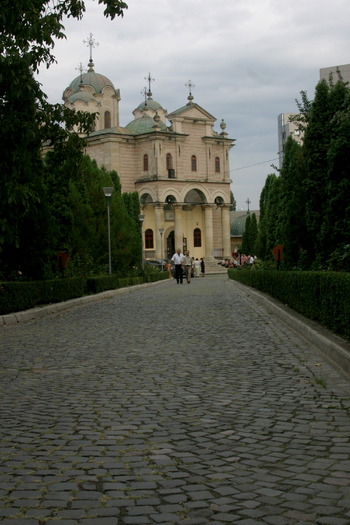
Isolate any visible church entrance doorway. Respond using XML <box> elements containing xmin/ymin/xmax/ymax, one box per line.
<box><xmin>166</xmin><ymin>230</ymin><xmax>175</xmax><ymax>259</ymax></box>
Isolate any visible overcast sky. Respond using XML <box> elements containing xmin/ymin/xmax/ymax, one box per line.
<box><xmin>37</xmin><ymin>0</ymin><xmax>350</xmax><ymax>211</ymax></box>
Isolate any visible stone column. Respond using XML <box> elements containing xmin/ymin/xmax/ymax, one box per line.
<box><xmin>203</xmin><ymin>205</ymin><xmax>214</xmax><ymax>260</ymax></box>
<box><xmin>221</xmin><ymin>205</ymin><xmax>232</xmax><ymax>258</ymax></box>
<box><xmin>174</xmin><ymin>205</ymin><xmax>184</xmax><ymax>252</ymax></box>
<box><xmin>154</xmin><ymin>205</ymin><xmax>164</xmax><ymax>259</ymax></box>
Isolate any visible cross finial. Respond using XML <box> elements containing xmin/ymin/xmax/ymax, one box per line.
<box><xmin>144</xmin><ymin>72</ymin><xmax>155</xmax><ymax>98</ymax></box>
<box><xmin>75</xmin><ymin>62</ymin><xmax>86</xmax><ymax>84</ymax></box>
<box><xmin>140</xmin><ymin>87</ymin><xmax>148</xmax><ymax>105</ymax></box>
<box><xmin>246</xmin><ymin>198</ymin><xmax>251</xmax><ymax>213</ymax></box>
<box><xmin>185</xmin><ymin>80</ymin><xmax>195</xmax><ymax>103</ymax></box>
<box><xmin>83</xmin><ymin>33</ymin><xmax>99</xmax><ymax>71</ymax></box>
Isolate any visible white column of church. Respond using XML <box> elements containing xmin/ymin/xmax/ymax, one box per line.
<box><xmin>221</xmin><ymin>205</ymin><xmax>232</xmax><ymax>259</ymax></box>
<box><xmin>203</xmin><ymin>205</ymin><xmax>214</xmax><ymax>260</ymax></box>
<box><xmin>174</xmin><ymin>205</ymin><xmax>183</xmax><ymax>252</ymax></box>
<box><xmin>154</xmin><ymin>205</ymin><xmax>164</xmax><ymax>259</ymax></box>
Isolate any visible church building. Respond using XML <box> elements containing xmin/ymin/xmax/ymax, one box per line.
<box><xmin>62</xmin><ymin>47</ymin><xmax>235</xmax><ymax>263</ymax></box>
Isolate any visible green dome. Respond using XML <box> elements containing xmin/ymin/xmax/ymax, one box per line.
<box><xmin>69</xmin><ymin>91</ymin><xmax>96</xmax><ymax>103</ymax></box>
<box><xmin>68</xmin><ymin>71</ymin><xmax>115</xmax><ymax>95</ymax></box>
<box><xmin>136</xmin><ymin>97</ymin><xmax>164</xmax><ymax>112</ymax></box>
<box><xmin>230</xmin><ymin>215</ymin><xmax>247</xmax><ymax>236</ymax></box>
<box><xmin>125</xmin><ymin>115</ymin><xmax>167</xmax><ymax>134</ymax></box>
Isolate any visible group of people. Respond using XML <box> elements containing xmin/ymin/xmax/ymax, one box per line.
<box><xmin>171</xmin><ymin>249</ymin><xmax>205</xmax><ymax>284</ymax></box>
<box><xmin>218</xmin><ymin>254</ymin><xmax>256</xmax><ymax>268</ymax></box>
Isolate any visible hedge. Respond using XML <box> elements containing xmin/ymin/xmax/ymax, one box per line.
<box><xmin>228</xmin><ymin>269</ymin><xmax>350</xmax><ymax>341</ymax></box>
<box><xmin>0</xmin><ymin>272</ymin><xmax>168</xmax><ymax>316</ymax></box>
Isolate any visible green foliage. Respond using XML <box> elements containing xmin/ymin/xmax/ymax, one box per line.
<box><xmin>0</xmin><ymin>278</ymin><xmax>87</xmax><ymax>315</ymax></box>
<box><xmin>241</xmin><ymin>213</ymin><xmax>258</xmax><ymax>254</ymax></box>
<box><xmin>228</xmin><ymin>269</ymin><xmax>350</xmax><ymax>341</ymax></box>
<box><xmin>44</xmin><ymin>152</ymin><xmax>142</xmax><ymax>277</ymax></box>
<box><xmin>255</xmin><ymin>174</ymin><xmax>281</xmax><ymax>260</ymax></box>
<box><xmin>0</xmin><ymin>0</ymin><xmax>128</xmax><ymax>279</ymax></box>
<box><xmin>256</xmin><ymin>77</ymin><xmax>350</xmax><ymax>270</ymax></box>
<box><xmin>0</xmin><ymin>271</ymin><xmax>169</xmax><ymax>316</ymax></box>
<box><xmin>230</xmin><ymin>190</ymin><xmax>236</xmax><ymax>211</ymax></box>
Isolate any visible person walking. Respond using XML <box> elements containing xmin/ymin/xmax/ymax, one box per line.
<box><xmin>182</xmin><ymin>250</ymin><xmax>193</xmax><ymax>284</ymax></box>
<box><xmin>171</xmin><ymin>248</ymin><xmax>184</xmax><ymax>284</ymax></box>
<box><xmin>200</xmin><ymin>257</ymin><xmax>205</xmax><ymax>277</ymax></box>
<box><xmin>194</xmin><ymin>258</ymin><xmax>200</xmax><ymax>277</ymax></box>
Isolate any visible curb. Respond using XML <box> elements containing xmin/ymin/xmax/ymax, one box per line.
<box><xmin>0</xmin><ymin>279</ymin><xmax>167</xmax><ymax>326</ymax></box>
<box><xmin>227</xmin><ymin>278</ymin><xmax>350</xmax><ymax>378</ymax></box>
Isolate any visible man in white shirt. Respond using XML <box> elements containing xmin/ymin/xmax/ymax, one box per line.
<box><xmin>181</xmin><ymin>250</ymin><xmax>193</xmax><ymax>284</ymax></box>
<box><xmin>171</xmin><ymin>248</ymin><xmax>184</xmax><ymax>284</ymax></box>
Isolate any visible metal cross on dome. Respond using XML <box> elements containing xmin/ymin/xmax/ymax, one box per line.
<box><xmin>140</xmin><ymin>86</ymin><xmax>148</xmax><ymax>105</ymax></box>
<box><xmin>83</xmin><ymin>33</ymin><xmax>99</xmax><ymax>63</ymax></box>
<box><xmin>185</xmin><ymin>79</ymin><xmax>195</xmax><ymax>96</ymax></box>
<box><xmin>144</xmin><ymin>72</ymin><xmax>154</xmax><ymax>97</ymax></box>
<box><xmin>75</xmin><ymin>62</ymin><xmax>86</xmax><ymax>83</ymax></box>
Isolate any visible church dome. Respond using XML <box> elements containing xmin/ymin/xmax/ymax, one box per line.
<box><xmin>68</xmin><ymin>91</ymin><xmax>96</xmax><ymax>103</ymax></box>
<box><xmin>66</xmin><ymin>60</ymin><xmax>116</xmax><ymax>96</ymax></box>
<box><xmin>125</xmin><ymin>115</ymin><xmax>167</xmax><ymax>134</ymax></box>
<box><xmin>68</xmin><ymin>71</ymin><xmax>115</xmax><ymax>95</ymax></box>
<box><xmin>135</xmin><ymin>97</ymin><xmax>164</xmax><ymax>112</ymax></box>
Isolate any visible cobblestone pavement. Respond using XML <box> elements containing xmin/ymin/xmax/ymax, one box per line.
<box><xmin>1</xmin><ymin>275</ymin><xmax>350</xmax><ymax>525</ymax></box>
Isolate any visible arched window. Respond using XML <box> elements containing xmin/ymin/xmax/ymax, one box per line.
<box><xmin>194</xmin><ymin>228</ymin><xmax>202</xmax><ymax>247</ymax></box>
<box><xmin>215</xmin><ymin>156</ymin><xmax>220</xmax><ymax>173</ymax></box>
<box><xmin>191</xmin><ymin>155</ymin><xmax>197</xmax><ymax>172</ymax></box>
<box><xmin>166</xmin><ymin>153</ymin><xmax>173</xmax><ymax>170</ymax></box>
<box><xmin>143</xmin><ymin>154</ymin><xmax>149</xmax><ymax>171</ymax></box>
<box><xmin>104</xmin><ymin>111</ymin><xmax>111</xmax><ymax>129</ymax></box>
<box><xmin>145</xmin><ymin>229</ymin><xmax>154</xmax><ymax>249</ymax></box>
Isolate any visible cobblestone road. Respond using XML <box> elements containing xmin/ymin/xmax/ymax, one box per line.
<box><xmin>1</xmin><ymin>275</ymin><xmax>350</xmax><ymax>525</ymax></box>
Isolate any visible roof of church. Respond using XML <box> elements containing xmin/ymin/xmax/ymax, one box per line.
<box><xmin>88</xmin><ymin>126</ymin><xmax>133</xmax><ymax>137</ymax></box>
<box><xmin>68</xmin><ymin>91</ymin><xmax>96</xmax><ymax>103</ymax></box>
<box><xmin>167</xmin><ymin>100</ymin><xmax>215</xmax><ymax>120</ymax></box>
<box><xmin>125</xmin><ymin>115</ymin><xmax>167</xmax><ymax>134</ymax></box>
<box><xmin>135</xmin><ymin>97</ymin><xmax>164</xmax><ymax>112</ymax></box>
<box><xmin>67</xmin><ymin>60</ymin><xmax>116</xmax><ymax>95</ymax></box>
<box><xmin>230</xmin><ymin>210</ymin><xmax>260</xmax><ymax>236</ymax></box>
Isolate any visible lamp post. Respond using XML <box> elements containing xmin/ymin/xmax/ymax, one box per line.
<box><xmin>159</xmin><ymin>228</ymin><xmax>164</xmax><ymax>270</ymax></box>
<box><xmin>138</xmin><ymin>214</ymin><xmax>145</xmax><ymax>269</ymax></box>
<box><xmin>102</xmin><ymin>187</ymin><xmax>114</xmax><ymax>274</ymax></box>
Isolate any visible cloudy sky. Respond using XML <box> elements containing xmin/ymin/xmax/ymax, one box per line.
<box><xmin>38</xmin><ymin>0</ymin><xmax>350</xmax><ymax>211</ymax></box>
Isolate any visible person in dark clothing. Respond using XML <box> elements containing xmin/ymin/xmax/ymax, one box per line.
<box><xmin>200</xmin><ymin>257</ymin><xmax>205</xmax><ymax>277</ymax></box>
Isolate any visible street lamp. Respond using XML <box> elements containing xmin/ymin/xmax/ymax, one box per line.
<box><xmin>159</xmin><ymin>228</ymin><xmax>164</xmax><ymax>270</ymax></box>
<box><xmin>102</xmin><ymin>187</ymin><xmax>114</xmax><ymax>274</ymax></box>
<box><xmin>138</xmin><ymin>214</ymin><xmax>145</xmax><ymax>269</ymax></box>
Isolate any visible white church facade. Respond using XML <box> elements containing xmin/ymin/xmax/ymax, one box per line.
<box><xmin>62</xmin><ymin>53</ymin><xmax>235</xmax><ymax>262</ymax></box>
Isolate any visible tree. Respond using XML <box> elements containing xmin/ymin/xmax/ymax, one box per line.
<box><xmin>241</xmin><ymin>213</ymin><xmax>258</xmax><ymax>255</ymax></box>
<box><xmin>255</xmin><ymin>174</ymin><xmax>282</xmax><ymax>260</ymax></box>
<box><xmin>278</xmin><ymin>136</ymin><xmax>308</xmax><ymax>267</ymax></box>
<box><xmin>0</xmin><ymin>0</ymin><xmax>128</xmax><ymax>278</ymax></box>
<box><xmin>230</xmin><ymin>190</ymin><xmax>236</xmax><ymax>211</ymax></box>
<box><xmin>302</xmin><ymin>80</ymin><xmax>333</xmax><ymax>263</ymax></box>
<box><xmin>320</xmin><ymin>82</ymin><xmax>350</xmax><ymax>261</ymax></box>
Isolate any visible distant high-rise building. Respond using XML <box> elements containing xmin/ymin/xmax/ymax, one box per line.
<box><xmin>277</xmin><ymin>64</ymin><xmax>349</xmax><ymax>168</ymax></box>
<box><xmin>320</xmin><ymin>63</ymin><xmax>350</xmax><ymax>84</ymax></box>
<box><xmin>277</xmin><ymin>113</ymin><xmax>304</xmax><ymax>168</ymax></box>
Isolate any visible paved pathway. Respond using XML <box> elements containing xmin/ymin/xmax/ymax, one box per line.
<box><xmin>1</xmin><ymin>275</ymin><xmax>350</xmax><ymax>525</ymax></box>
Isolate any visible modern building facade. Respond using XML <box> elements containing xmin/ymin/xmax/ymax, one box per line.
<box><xmin>277</xmin><ymin>113</ymin><xmax>304</xmax><ymax>168</ymax></box>
<box><xmin>63</xmin><ymin>57</ymin><xmax>235</xmax><ymax>262</ymax></box>
<box><xmin>278</xmin><ymin>64</ymin><xmax>350</xmax><ymax>168</ymax></box>
<box><xmin>320</xmin><ymin>63</ymin><xmax>350</xmax><ymax>84</ymax></box>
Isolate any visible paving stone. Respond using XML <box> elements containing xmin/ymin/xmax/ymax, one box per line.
<box><xmin>2</xmin><ymin>275</ymin><xmax>350</xmax><ymax>524</ymax></box>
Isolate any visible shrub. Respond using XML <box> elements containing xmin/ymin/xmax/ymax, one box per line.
<box><xmin>228</xmin><ymin>269</ymin><xmax>350</xmax><ymax>341</ymax></box>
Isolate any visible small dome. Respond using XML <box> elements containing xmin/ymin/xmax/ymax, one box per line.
<box><xmin>136</xmin><ymin>97</ymin><xmax>164</xmax><ymax>112</ymax></box>
<box><xmin>69</xmin><ymin>91</ymin><xmax>96</xmax><ymax>103</ymax></box>
<box><xmin>68</xmin><ymin>71</ymin><xmax>116</xmax><ymax>95</ymax></box>
<box><xmin>125</xmin><ymin>115</ymin><xmax>167</xmax><ymax>134</ymax></box>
